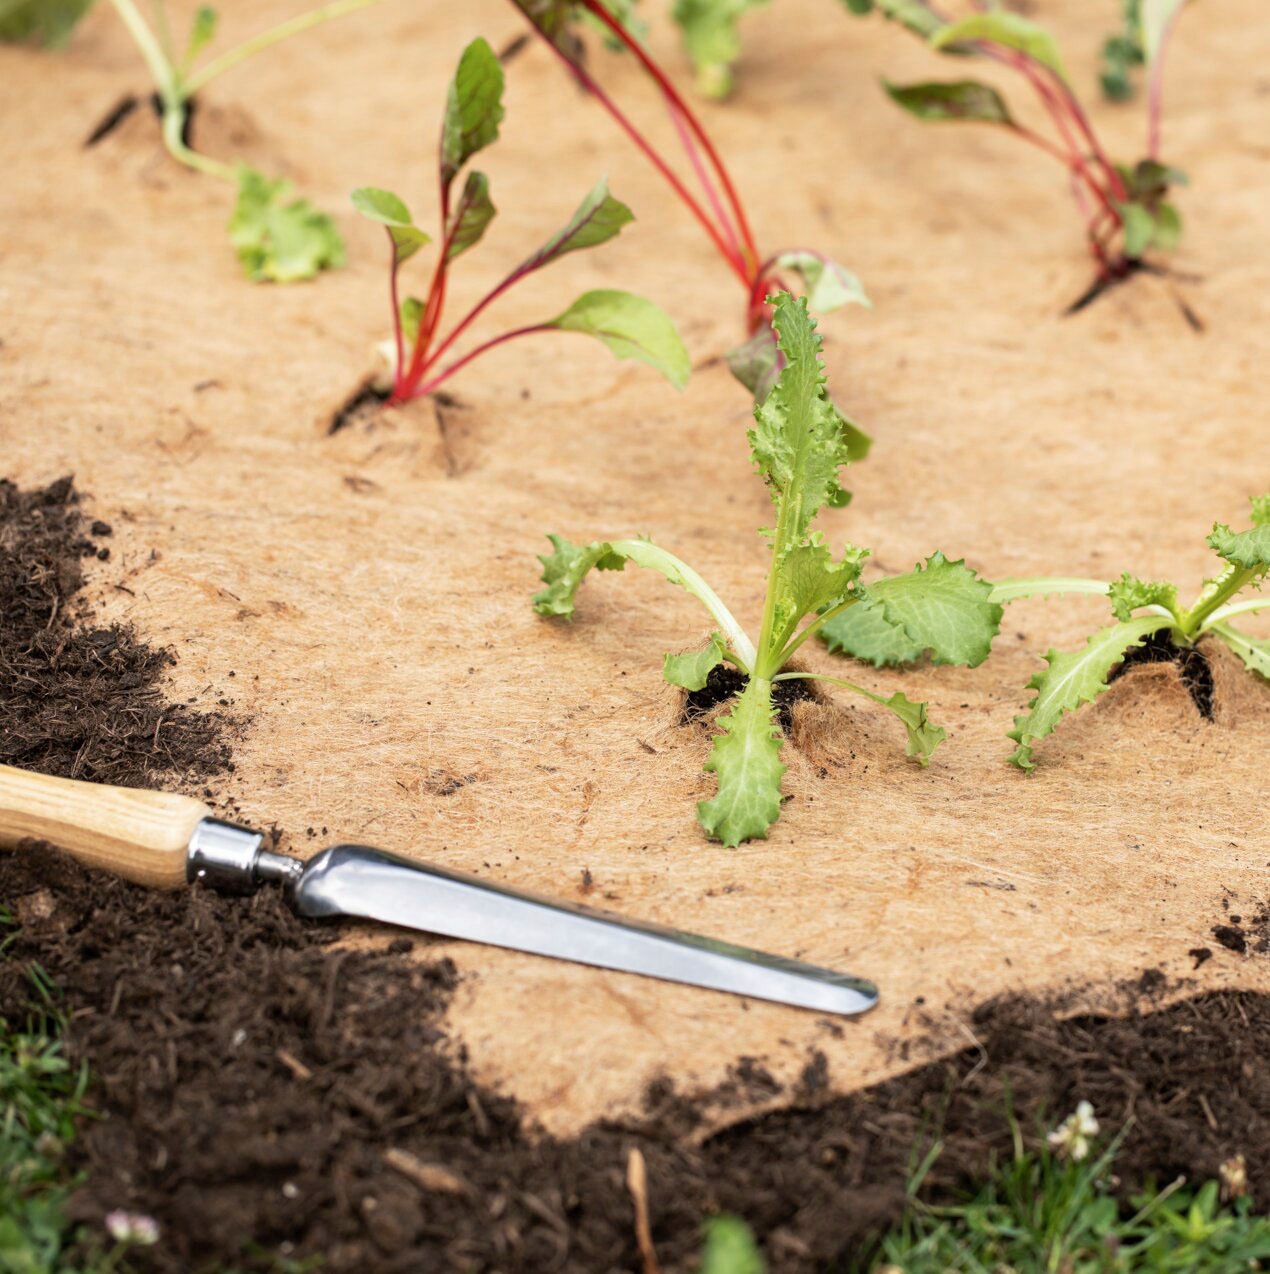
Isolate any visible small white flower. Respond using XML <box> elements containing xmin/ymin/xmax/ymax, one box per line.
<box><xmin>1048</xmin><ymin>1100</ymin><xmax>1100</xmax><ymax>1162</ymax></box>
<box><xmin>105</xmin><ymin>1210</ymin><xmax>161</xmax><ymax>1246</ymax></box>
<box><xmin>1220</xmin><ymin>1154</ymin><xmax>1248</xmax><ymax>1201</ymax></box>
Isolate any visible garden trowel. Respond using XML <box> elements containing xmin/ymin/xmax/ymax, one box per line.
<box><xmin>0</xmin><ymin>764</ymin><xmax>877</xmax><ymax>1016</ymax></box>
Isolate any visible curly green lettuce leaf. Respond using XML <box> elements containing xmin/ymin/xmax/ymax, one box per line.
<box><xmin>232</xmin><ymin>167</ymin><xmax>344</xmax><ymax>283</ymax></box>
<box><xmin>664</xmin><ymin>632</ymin><xmax>728</xmax><ymax>690</ymax></box>
<box><xmin>1210</xmin><ymin>623</ymin><xmax>1270</xmax><ymax>680</ymax></box>
<box><xmin>698</xmin><ymin>677</ymin><xmax>786</xmax><ymax>846</ymax></box>
<box><xmin>1207</xmin><ymin>520</ymin><xmax>1270</xmax><ymax>571</ymax></box>
<box><xmin>350</xmin><ymin>187</ymin><xmax>430</xmax><ymax>264</ymax></box>
<box><xmin>931</xmin><ymin>11</ymin><xmax>1067</xmax><ymax>82</ymax></box>
<box><xmin>768</xmin><ymin>538</ymin><xmax>866</xmax><ymax>653</ymax></box>
<box><xmin>884</xmin><ymin>79</ymin><xmax>1014</xmax><ymax>125</ymax></box>
<box><xmin>441</xmin><ymin>37</ymin><xmax>504</xmax><ymax>194</ymax></box>
<box><xmin>1108</xmin><ymin>573</ymin><xmax>1178</xmax><ymax>621</ymax></box>
<box><xmin>1007</xmin><ymin>615</ymin><xmax>1171</xmax><ymax>770</ymax></box>
<box><xmin>0</xmin><ymin>0</ymin><xmax>93</xmax><ymax>45</ymax></box>
<box><xmin>520</xmin><ymin>179</ymin><xmax>634</xmax><ymax>272</ymax></box>
<box><xmin>544</xmin><ymin>289</ymin><xmax>691</xmax><ymax>389</ymax></box>
<box><xmin>1250</xmin><ymin>494</ymin><xmax>1270</xmax><ymax>526</ymax></box>
<box><xmin>821</xmin><ymin>554</ymin><xmax>1002</xmax><ymax>667</ymax></box>
<box><xmin>871</xmin><ymin>688</ymin><xmax>946</xmax><ymax>764</ymax></box>
<box><xmin>533</xmin><ymin>536</ymin><xmax>631</xmax><ymax>617</ymax></box>
<box><xmin>772</xmin><ymin>250</ymin><xmax>870</xmax><ymax>314</ymax></box>
<box><xmin>701</xmin><ymin>1216</ymin><xmax>766</xmax><ymax>1274</ymax></box>
<box><xmin>445</xmin><ymin>171</ymin><xmax>496</xmax><ymax>261</ymax></box>
<box><xmin>672</xmin><ymin>0</ymin><xmax>768</xmax><ymax>99</ymax></box>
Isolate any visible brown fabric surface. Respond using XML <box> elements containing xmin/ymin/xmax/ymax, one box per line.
<box><xmin>3</xmin><ymin>0</ymin><xmax>1268</xmax><ymax>1135</ymax></box>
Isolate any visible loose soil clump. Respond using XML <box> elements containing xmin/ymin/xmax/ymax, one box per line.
<box><xmin>0</xmin><ymin>475</ymin><xmax>233</xmax><ymax>786</ymax></box>
<box><xmin>2</xmin><ymin>842</ymin><xmax>1266</xmax><ymax>1274</ymax></box>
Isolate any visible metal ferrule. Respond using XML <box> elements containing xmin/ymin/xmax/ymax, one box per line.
<box><xmin>186</xmin><ymin>818</ymin><xmax>304</xmax><ymax>894</ymax></box>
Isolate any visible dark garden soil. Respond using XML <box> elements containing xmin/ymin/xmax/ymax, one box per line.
<box><xmin>682</xmin><ymin>664</ymin><xmax>819</xmax><ymax>732</ymax></box>
<box><xmin>1110</xmin><ymin>627</ymin><xmax>1215</xmax><ymax>719</ymax></box>
<box><xmin>1</xmin><ymin>846</ymin><xmax>1267</xmax><ymax>1274</ymax></box>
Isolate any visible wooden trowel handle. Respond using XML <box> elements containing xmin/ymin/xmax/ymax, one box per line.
<box><xmin>0</xmin><ymin>763</ymin><xmax>211</xmax><ymax>888</ymax></box>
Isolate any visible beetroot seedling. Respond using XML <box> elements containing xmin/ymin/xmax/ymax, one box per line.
<box><xmin>534</xmin><ymin>293</ymin><xmax>995</xmax><ymax>846</ymax></box>
<box><xmin>352</xmin><ymin>38</ymin><xmax>688</xmax><ymax>407</ymax></box>
<box><xmin>994</xmin><ymin>497</ymin><xmax>1270</xmax><ymax>768</ymax></box>
<box><xmin>849</xmin><ymin>0</ymin><xmax>1192</xmax><ymax>303</ymax></box>
<box><xmin>510</xmin><ymin>0</ymin><xmax>871</xmax><ymax>434</ymax></box>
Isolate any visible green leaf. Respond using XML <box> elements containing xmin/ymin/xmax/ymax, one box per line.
<box><xmin>701</xmin><ymin>1215</ymin><xmax>766</xmax><ymax>1274</ymax></box>
<box><xmin>874</xmin><ymin>689</ymin><xmax>946</xmax><ymax>765</ymax></box>
<box><xmin>726</xmin><ymin>326</ymin><xmax>781</xmax><ymax>402</ymax></box>
<box><xmin>931</xmin><ymin>12</ymin><xmax>1067</xmax><ymax>82</ymax></box>
<box><xmin>1108</xmin><ymin>573</ymin><xmax>1178</xmax><ymax>621</ymax></box>
<box><xmin>1120</xmin><ymin>201</ymin><xmax>1155</xmax><ymax>259</ymax></box>
<box><xmin>672</xmin><ymin>0</ymin><xmax>769</xmax><ymax>99</ymax></box>
<box><xmin>399</xmin><ymin>296</ymin><xmax>424</xmax><ymax>348</ymax></box>
<box><xmin>769</xmin><ymin>539</ymin><xmax>866</xmax><ymax>653</ymax></box>
<box><xmin>545</xmin><ymin>289</ymin><xmax>691</xmax><ymax>389</ymax></box>
<box><xmin>1208</xmin><ymin>520</ymin><xmax>1270</xmax><ymax>571</ymax></box>
<box><xmin>1153</xmin><ymin>201</ymin><xmax>1182</xmax><ymax>251</ymax></box>
<box><xmin>445</xmin><ymin>171</ymin><xmax>496</xmax><ymax>262</ymax></box>
<box><xmin>532</xmin><ymin>535</ymin><xmax>631</xmax><ymax>618</ymax></box>
<box><xmin>520</xmin><ymin>179</ymin><xmax>634</xmax><ymax>272</ymax></box>
<box><xmin>773</xmin><ymin>250</ymin><xmax>871</xmax><ymax>314</ymax></box>
<box><xmin>0</xmin><ymin>0</ymin><xmax>93</xmax><ymax>46</ymax></box>
<box><xmin>1211</xmin><ymin>623</ymin><xmax>1270</xmax><ymax>680</ymax></box>
<box><xmin>849</xmin><ymin>0</ymin><xmax>943</xmax><ymax>39</ymax></box>
<box><xmin>1007</xmin><ymin>615</ymin><xmax>1171</xmax><ymax>770</ymax></box>
<box><xmin>350</xmin><ymin>187</ymin><xmax>431</xmax><ymax>264</ymax></box>
<box><xmin>883</xmin><ymin>79</ymin><xmax>1014</xmax><ymax>125</ymax></box>
<box><xmin>441</xmin><ymin>36</ymin><xmax>504</xmax><ymax>193</ymax></box>
<box><xmin>664</xmin><ymin>632</ymin><xmax>728</xmax><ymax>690</ymax></box>
<box><xmin>829</xmin><ymin>553</ymin><xmax>1004</xmax><ymax>667</ymax></box>
<box><xmin>184</xmin><ymin>5</ymin><xmax>217</xmax><ymax>67</ymax></box>
<box><xmin>231</xmin><ymin>167</ymin><xmax>345</xmax><ymax>283</ymax></box>
<box><xmin>1141</xmin><ymin>0</ymin><xmax>1187</xmax><ymax>67</ymax></box>
<box><xmin>821</xmin><ymin>600</ymin><xmax>924</xmax><ymax>666</ymax></box>
<box><xmin>698</xmin><ymin>677</ymin><xmax>786</xmax><ymax>846</ymax></box>
<box><xmin>1251</xmin><ymin>494</ymin><xmax>1270</xmax><ymax>527</ymax></box>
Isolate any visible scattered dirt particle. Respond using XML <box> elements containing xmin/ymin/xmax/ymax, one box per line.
<box><xmin>1212</xmin><ymin>924</ymin><xmax>1247</xmax><ymax>954</ymax></box>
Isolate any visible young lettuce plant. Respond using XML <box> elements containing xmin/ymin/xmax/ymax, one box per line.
<box><xmin>81</xmin><ymin>0</ymin><xmax>381</xmax><ymax>280</ymax></box>
<box><xmin>995</xmin><ymin>496</ymin><xmax>1270</xmax><ymax>769</ymax></box>
<box><xmin>351</xmin><ymin>38</ymin><xmax>688</xmax><ymax>406</ymax></box>
<box><xmin>534</xmin><ymin>293</ymin><xmax>988</xmax><ymax>846</ymax></box>
<box><xmin>846</xmin><ymin>0</ymin><xmax>1191</xmax><ymax>301</ymax></box>
<box><xmin>509</xmin><ymin>0</ymin><xmax>871</xmax><ymax>438</ymax></box>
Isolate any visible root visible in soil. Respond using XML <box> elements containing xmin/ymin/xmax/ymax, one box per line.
<box><xmin>1110</xmin><ymin>627</ymin><xmax>1214</xmax><ymax>719</ymax></box>
<box><xmin>2</xmin><ymin>844</ymin><xmax>1267</xmax><ymax>1274</ymax></box>
<box><xmin>681</xmin><ymin>664</ymin><xmax>819</xmax><ymax>732</ymax></box>
<box><xmin>0</xmin><ymin>475</ymin><xmax>234</xmax><ymax>785</ymax></box>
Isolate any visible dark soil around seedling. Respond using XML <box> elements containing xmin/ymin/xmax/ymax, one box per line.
<box><xmin>328</xmin><ymin>378</ymin><xmax>391</xmax><ymax>434</ymax></box>
<box><xmin>1110</xmin><ymin>626</ymin><xmax>1215</xmax><ymax>718</ymax></box>
<box><xmin>681</xmin><ymin>664</ymin><xmax>818</xmax><ymax>732</ymax></box>
<box><xmin>2</xmin><ymin>844</ymin><xmax>1268</xmax><ymax>1274</ymax></box>
<box><xmin>0</xmin><ymin>476</ymin><xmax>233</xmax><ymax>786</ymax></box>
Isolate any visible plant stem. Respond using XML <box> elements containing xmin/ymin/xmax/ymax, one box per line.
<box><xmin>987</xmin><ymin>578</ymin><xmax>1111</xmax><ymax>604</ymax></box>
<box><xmin>777</xmin><ymin>594</ymin><xmax>862</xmax><ymax>664</ymax></box>
<box><xmin>160</xmin><ymin>103</ymin><xmax>236</xmax><ymax>180</ymax></box>
<box><xmin>1201</xmin><ymin>596</ymin><xmax>1270</xmax><ymax>630</ymax></box>
<box><xmin>1145</xmin><ymin>6</ymin><xmax>1185</xmax><ymax>160</ymax></box>
<box><xmin>387</xmin><ymin>241</ymin><xmax>405</xmax><ymax>388</ymax></box>
<box><xmin>399</xmin><ymin>323</ymin><xmax>550</xmax><ymax>403</ymax></box>
<box><xmin>1183</xmin><ymin>565</ymin><xmax>1257</xmax><ymax>637</ymax></box>
<box><xmin>772</xmin><ymin>670</ymin><xmax>890</xmax><ymax>708</ymax></box>
<box><xmin>184</xmin><ymin>0</ymin><xmax>386</xmax><ymax>94</ymax></box>
<box><xmin>108</xmin><ymin>0</ymin><xmax>179</xmax><ymax>104</ymax></box>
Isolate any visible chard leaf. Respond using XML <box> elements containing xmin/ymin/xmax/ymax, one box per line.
<box><xmin>821</xmin><ymin>600</ymin><xmax>924</xmax><ymax>667</ymax></box>
<box><xmin>533</xmin><ymin>535</ymin><xmax>631</xmax><ymax>618</ymax></box>
<box><xmin>0</xmin><ymin>0</ymin><xmax>92</xmax><ymax>45</ymax></box>
<box><xmin>231</xmin><ymin>167</ymin><xmax>344</xmax><ymax>283</ymax></box>
<box><xmin>773</xmin><ymin>250</ymin><xmax>871</xmax><ymax>314</ymax></box>
<box><xmin>1211</xmin><ymin>623</ymin><xmax>1270</xmax><ymax>680</ymax></box>
<box><xmin>399</xmin><ymin>296</ymin><xmax>424</xmax><ymax>347</ymax></box>
<box><xmin>1141</xmin><ymin>0</ymin><xmax>1187</xmax><ymax>67</ymax></box>
<box><xmin>672</xmin><ymin>0</ymin><xmax>769</xmax><ymax>99</ymax></box>
<box><xmin>446</xmin><ymin>171</ymin><xmax>496</xmax><ymax>261</ymax></box>
<box><xmin>726</xmin><ymin>326</ymin><xmax>781</xmax><ymax>402</ymax></box>
<box><xmin>1207</xmin><ymin>520</ymin><xmax>1270</xmax><ymax>570</ymax></box>
<box><xmin>1007</xmin><ymin>615</ymin><xmax>1171</xmax><ymax>770</ymax></box>
<box><xmin>883</xmin><ymin>79</ymin><xmax>1014</xmax><ymax>125</ymax></box>
<box><xmin>441</xmin><ymin>37</ymin><xmax>504</xmax><ymax>193</ymax></box>
<box><xmin>1120</xmin><ymin>201</ymin><xmax>1155</xmax><ymax>259</ymax></box>
<box><xmin>664</xmin><ymin>632</ymin><xmax>728</xmax><ymax>690</ymax></box>
<box><xmin>825</xmin><ymin>553</ymin><xmax>1003</xmax><ymax>667</ymax></box>
<box><xmin>698</xmin><ymin>677</ymin><xmax>786</xmax><ymax>846</ymax></box>
<box><xmin>931</xmin><ymin>12</ymin><xmax>1067</xmax><ymax>82</ymax></box>
<box><xmin>1108</xmin><ymin>573</ymin><xmax>1178</xmax><ymax>621</ymax></box>
<box><xmin>544</xmin><ymin>289</ymin><xmax>691</xmax><ymax>389</ymax></box>
<box><xmin>351</xmin><ymin>187</ymin><xmax>430</xmax><ymax>264</ymax></box>
<box><xmin>520</xmin><ymin>179</ymin><xmax>634</xmax><ymax>272</ymax></box>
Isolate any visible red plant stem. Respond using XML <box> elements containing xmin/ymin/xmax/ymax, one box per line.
<box><xmin>398</xmin><ymin>324</ymin><xmax>549</xmax><ymax>403</ymax></box>
<box><xmin>667</xmin><ymin>100</ymin><xmax>743</xmax><ymax>266</ymax></box>
<box><xmin>524</xmin><ymin>20</ymin><xmax>748</xmax><ymax>284</ymax></box>
<box><xmin>577</xmin><ymin>0</ymin><xmax>761</xmax><ymax>276</ymax></box>
<box><xmin>1146</xmin><ymin>8</ymin><xmax>1183</xmax><ymax>160</ymax></box>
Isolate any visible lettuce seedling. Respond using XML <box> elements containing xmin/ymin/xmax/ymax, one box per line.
<box><xmin>534</xmin><ymin>293</ymin><xmax>984</xmax><ymax>846</ymax></box>
<box><xmin>351</xmin><ymin>38</ymin><xmax>688</xmax><ymax>406</ymax></box>
<box><xmin>846</xmin><ymin>0</ymin><xmax>1192</xmax><ymax>301</ymax></box>
<box><xmin>78</xmin><ymin>0</ymin><xmax>383</xmax><ymax>280</ymax></box>
<box><xmin>509</xmin><ymin>0</ymin><xmax>870</xmax><ymax>434</ymax></box>
<box><xmin>993</xmin><ymin>496</ymin><xmax>1270</xmax><ymax>769</ymax></box>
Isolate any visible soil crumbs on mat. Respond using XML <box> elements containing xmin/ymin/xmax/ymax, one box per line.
<box><xmin>0</xmin><ymin>476</ymin><xmax>233</xmax><ymax>785</ymax></box>
<box><xmin>1</xmin><ymin>849</ymin><xmax>1266</xmax><ymax>1274</ymax></box>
